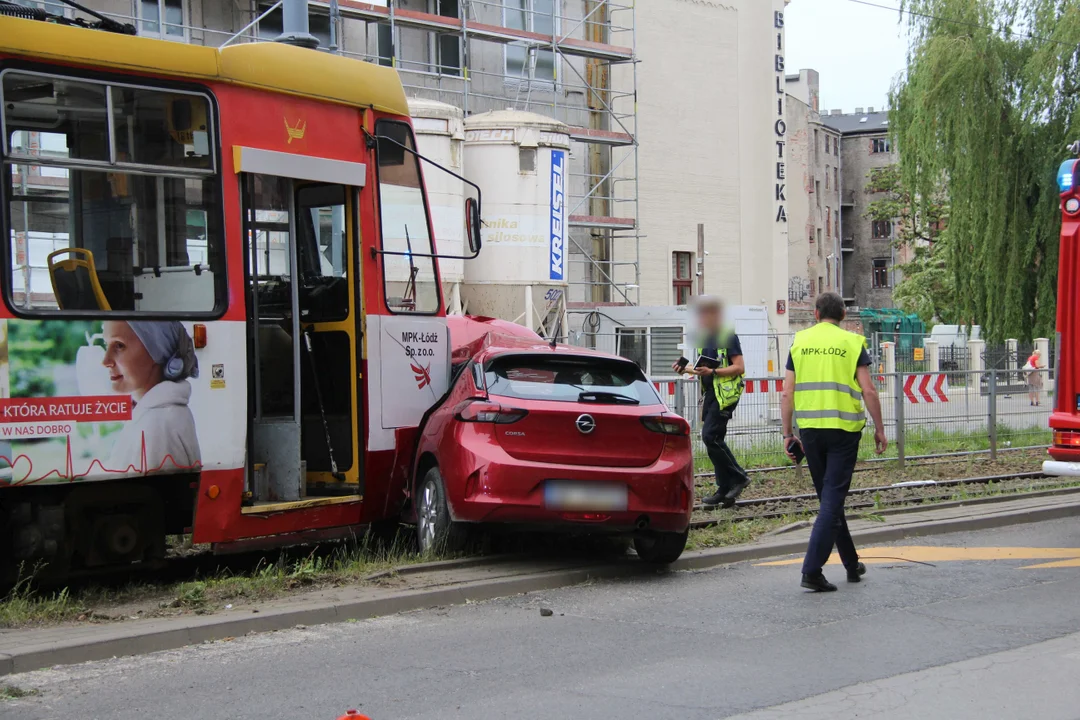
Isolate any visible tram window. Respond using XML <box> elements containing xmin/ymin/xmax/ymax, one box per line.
<box><xmin>296</xmin><ymin>184</ymin><xmax>349</xmax><ymax>323</ymax></box>
<box><xmin>2</xmin><ymin>72</ymin><xmax>224</xmax><ymax>316</ymax></box>
<box><xmin>375</xmin><ymin>119</ymin><xmax>440</xmax><ymax>314</ymax></box>
<box><xmin>1</xmin><ymin>74</ymin><xmax>109</xmax><ymax>163</ymax></box>
<box><xmin>5</xmin><ymin>161</ymin><xmax>223</xmax><ymax>314</ymax></box>
<box><xmin>111</xmin><ymin>86</ymin><xmax>212</xmax><ymax>170</ymax></box>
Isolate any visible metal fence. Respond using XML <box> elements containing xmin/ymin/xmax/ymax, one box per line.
<box><xmin>651</xmin><ymin>369</ymin><xmax>1053</xmax><ymax>474</ymax></box>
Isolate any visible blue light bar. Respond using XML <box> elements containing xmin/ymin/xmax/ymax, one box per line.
<box><xmin>1058</xmin><ymin>159</ymin><xmax>1077</xmax><ymax>192</ymax></box>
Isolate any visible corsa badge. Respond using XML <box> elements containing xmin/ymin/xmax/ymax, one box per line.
<box><xmin>285</xmin><ymin>117</ymin><xmax>306</xmax><ymax>144</ymax></box>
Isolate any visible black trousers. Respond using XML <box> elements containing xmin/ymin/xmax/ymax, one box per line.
<box><xmin>701</xmin><ymin>401</ymin><xmax>749</xmax><ymax>495</ymax></box>
<box><xmin>800</xmin><ymin>428</ymin><xmax>862</xmax><ymax>574</ymax></box>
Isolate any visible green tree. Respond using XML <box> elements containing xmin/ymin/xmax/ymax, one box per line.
<box><xmin>892</xmin><ymin>0</ymin><xmax>1080</xmax><ymax>341</ymax></box>
<box><xmin>863</xmin><ymin>165</ymin><xmax>957</xmax><ymax>323</ymax></box>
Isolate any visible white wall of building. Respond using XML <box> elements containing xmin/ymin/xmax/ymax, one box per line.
<box><xmin>619</xmin><ymin>0</ymin><xmax>791</xmax><ymax>333</ymax></box>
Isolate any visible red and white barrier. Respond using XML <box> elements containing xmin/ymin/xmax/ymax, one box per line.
<box><xmin>744</xmin><ymin>379</ymin><xmax>784</xmax><ymax>393</ymax></box>
<box><xmin>903</xmin><ymin>374</ymin><xmax>949</xmax><ymax>403</ymax></box>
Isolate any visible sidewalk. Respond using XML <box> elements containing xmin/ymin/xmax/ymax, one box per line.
<box><xmin>3</xmin><ymin>489</ymin><xmax>1079</xmax><ymax>677</ymax></box>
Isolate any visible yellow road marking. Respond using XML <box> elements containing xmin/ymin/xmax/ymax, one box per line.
<box><xmin>756</xmin><ymin>546</ymin><xmax>1080</xmax><ymax>569</ymax></box>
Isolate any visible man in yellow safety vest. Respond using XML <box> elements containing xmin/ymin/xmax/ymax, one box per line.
<box><xmin>780</xmin><ymin>292</ymin><xmax>887</xmax><ymax>592</ymax></box>
<box><xmin>674</xmin><ymin>296</ymin><xmax>750</xmax><ymax>508</ymax></box>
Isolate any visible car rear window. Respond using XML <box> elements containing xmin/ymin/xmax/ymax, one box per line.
<box><xmin>484</xmin><ymin>354</ymin><xmax>662</xmax><ymax>405</ymax></box>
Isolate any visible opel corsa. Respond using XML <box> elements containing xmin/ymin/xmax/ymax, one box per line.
<box><xmin>411</xmin><ymin>317</ymin><xmax>695</xmax><ymax>563</ymax></box>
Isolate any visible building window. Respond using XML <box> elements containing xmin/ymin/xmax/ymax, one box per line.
<box><xmin>258</xmin><ymin>2</ymin><xmax>331</xmax><ymax>48</ymax></box>
<box><xmin>834</xmin><ymin>214</ymin><xmax>839</xmax><ymax>239</ymax></box>
<box><xmin>430</xmin><ymin>0</ymin><xmax>462</xmax><ymax>75</ymax></box>
<box><xmin>672</xmin><ymin>251</ymin><xmax>693</xmax><ymax>305</ymax></box>
<box><xmin>137</xmin><ymin>0</ymin><xmax>186</xmax><ymax>40</ymax></box>
<box><xmin>833</xmin><ymin>166</ymin><xmax>838</xmax><ymax>191</ymax></box>
<box><xmin>505</xmin><ymin>0</ymin><xmax>556</xmax><ymax>85</ymax></box>
<box><xmin>833</xmin><ymin>136</ymin><xmax>839</xmax><ymax>154</ymax></box>
<box><xmin>872</xmin><ymin>258</ymin><xmax>890</xmax><ymax>288</ymax></box>
<box><xmin>871</xmin><ymin>138</ymin><xmax>891</xmax><ymax>154</ymax></box>
<box><xmin>616</xmin><ymin>326</ymin><xmax>682</xmax><ymax>377</ymax></box>
<box><xmin>826</xmin><ymin>258</ymin><xmax>832</xmax><ymax>289</ymax></box>
<box><xmin>825</xmin><ymin>165</ymin><xmax>830</xmax><ymax>190</ymax></box>
<box><xmin>809</xmin><ymin>231</ymin><xmax>815</xmax><ymax>245</ymax></box>
<box><xmin>814</xmin><ymin>129</ymin><xmax>819</xmax><ymax>155</ymax></box>
<box><xmin>872</xmin><ymin>220</ymin><xmax>893</xmax><ymax>239</ymax></box>
<box><xmin>818</xmin><ymin>276</ymin><xmax>824</xmax><ymax>295</ymax></box>
<box><xmin>815</xmin><ymin>180</ymin><xmax>821</xmax><ymax>207</ymax></box>
<box><xmin>826</xmin><ymin>207</ymin><xmax>831</xmax><ymax>238</ymax></box>
<box><xmin>816</xmin><ymin>228</ymin><xmax>822</xmax><ymax>246</ymax></box>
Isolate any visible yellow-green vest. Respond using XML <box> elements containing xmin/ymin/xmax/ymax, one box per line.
<box><xmin>790</xmin><ymin>322</ymin><xmax>867</xmax><ymax>432</ymax></box>
<box><xmin>696</xmin><ymin>331</ymin><xmax>744</xmax><ymax>410</ymax></box>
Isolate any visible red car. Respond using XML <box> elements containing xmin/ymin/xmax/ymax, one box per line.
<box><xmin>410</xmin><ymin>317</ymin><xmax>695</xmax><ymax>563</ymax></box>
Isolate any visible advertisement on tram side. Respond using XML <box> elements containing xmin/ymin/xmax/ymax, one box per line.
<box><xmin>0</xmin><ymin>318</ymin><xmax>244</xmax><ymax>487</ymax></box>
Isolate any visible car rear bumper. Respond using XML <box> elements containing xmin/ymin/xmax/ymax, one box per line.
<box><xmin>445</xmin><ymin>443</ymin><xmax>694</xmax><ymax>533</ymax></box>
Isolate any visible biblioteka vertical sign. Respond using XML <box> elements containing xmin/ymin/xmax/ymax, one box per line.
<box><xmin>774</xmin><ymin>9</ymin><xmax>787</xmax><ymax>225</ymax></box>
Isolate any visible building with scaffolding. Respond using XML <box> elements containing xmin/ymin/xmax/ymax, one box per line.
<box><xmin>35</xmin><ymin>0</ymin><xmax>793</xmax><ymax>334</ymax></box>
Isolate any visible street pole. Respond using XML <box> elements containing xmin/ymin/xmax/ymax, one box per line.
<box><xmin>988</xmin><ymin>369</ymin><xmax>998</xmax><ymax>461</ymax></box>
<box><xmin>894</xmin><ymin>372</ymin><xmax>905</xmax><ymax>469</ymax></box>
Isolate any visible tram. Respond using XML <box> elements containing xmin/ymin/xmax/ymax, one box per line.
<box><xmin>1047</xmin><ymin>150</ymin><xmax>1080</xmax><ymax>476</ymax></box>
<box><xmin>0</xmin><ymin>10</ymin><xmax>480</xmax><ymax>578</ymax></box>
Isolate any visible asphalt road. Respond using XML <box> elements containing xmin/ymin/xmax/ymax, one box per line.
<box><xmin>6</xmin><ymin>518</ymin><xmax>1080</xmax><ymax>720</ymax></box>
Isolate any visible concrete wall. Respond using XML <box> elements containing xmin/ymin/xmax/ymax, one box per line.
<box><xmin>624</xmin><ymin>0</ymin><xmax>790</xmax><ymax>333</ymax></box>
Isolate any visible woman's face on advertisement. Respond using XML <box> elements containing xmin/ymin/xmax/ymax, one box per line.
<box><xmin>102</xmin><ymin>321</ymin><xmax>162</xmax><ymax>399</ymax></box>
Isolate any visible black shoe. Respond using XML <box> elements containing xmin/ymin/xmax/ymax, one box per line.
<box><xmin>801</xmin><ymin>572</ymin><xmax>837</xmax><ymax>592</ymax></box>
<box><xmin>702</xmin><ymin>490</ymin><xmax>728</xmax><ymax>508</ymax></box>
<box><xmin>847</xmin><ymin>562</ymin><xmax>867</xmax><ymax>583</ymax></box>
<box><xmin>724</xmin><ymin>476</ymin><xmax>751</xmax><ymax>503</ymax></box>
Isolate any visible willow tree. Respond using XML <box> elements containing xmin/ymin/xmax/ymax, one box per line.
<box><xmin>892</xmin><ymin>0</ymin><xmax>1080</xmax><ymax>341</ymax></box>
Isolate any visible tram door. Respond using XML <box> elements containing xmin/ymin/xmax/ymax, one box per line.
<box><xmin>243</xmin><ymin>174</ymin><xmax>362</xmax><ymax>503</ymax></box>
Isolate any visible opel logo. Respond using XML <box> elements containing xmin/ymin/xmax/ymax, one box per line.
<box><xmin>575</xmin><ymin>414</ymin><xmax>596</xmax><ymax>435</ymax></box>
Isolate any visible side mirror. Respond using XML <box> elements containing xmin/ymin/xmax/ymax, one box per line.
<box><xmin>465</xmin><ymin>196</ymin><xmax>482</xmax><ymax>255</ymax></box>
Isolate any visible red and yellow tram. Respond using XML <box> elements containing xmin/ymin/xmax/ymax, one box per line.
<box><xmin>0</xmin><ymin>13</ymin><xmax>477</xmax><ymax>577</ymax></box>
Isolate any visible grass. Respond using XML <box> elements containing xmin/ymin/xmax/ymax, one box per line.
<box><xmin>0</xmin><ymin>685</ymin><xmax>40</xmax><ymax>701</ymax></box>
<box><xmin>0</xmin><ymin>531</ymin><xmax>439</xmax><ymax>629</ymax></box>
<box><xmin>686</xmin><ymin>514</ymin><xmax>813</xmax><ymax>551</ymax></box>
<box><xmin>694</xmin><ymin>425</ymin><xmax>1053</xmax><ymax>474</ymax></box>
<box><xmin>0</xmin><ymin>570</ymin><xmax>87</xmax><ymax>629</ymax></box>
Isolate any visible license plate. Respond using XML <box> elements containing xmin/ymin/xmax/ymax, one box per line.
<box><xmin>544</xmin><ymin>481</ymin><xmax>627</xmax><ymax>511</ymax></box>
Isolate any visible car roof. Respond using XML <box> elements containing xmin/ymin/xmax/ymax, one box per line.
<box><xmin>446</xmin><ymin>316</ymin><xmax>629</xmax><ymax>366</ymax></box>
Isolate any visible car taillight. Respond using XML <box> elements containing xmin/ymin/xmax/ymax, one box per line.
<box><xmin>641</xmin><ymin>415</ymin><xmax>689</xmax><ymax>436</ymax></box>
<box><xmin>1053</xmin><ymin>431</ymin><xmax>1080</xmax><ymax>448</ymax></box>
<box><xmin>454</xmin><ymin>400</ymin><xmax>528</xmax><ymax>424</ymax></box>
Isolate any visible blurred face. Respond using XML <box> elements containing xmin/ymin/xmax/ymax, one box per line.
<box><xmin>102</xmin><ymin>321</ymin><xmax>162</xmax><ymax>399</ymax></box>
<box><xmin>696</xmin><ymin>304</ymin><xmax>723</xmax><ymax>331</ymax></box>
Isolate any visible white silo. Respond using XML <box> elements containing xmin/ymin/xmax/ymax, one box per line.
<box><xmin>462</xmin><ymin>110</ymin><xmax>571</xmax><ymax>338</ymax></box>
<box><xmin>408</xmin><ymin>97</ymin><xmax>466</xmax><ymax>314</ymax></box>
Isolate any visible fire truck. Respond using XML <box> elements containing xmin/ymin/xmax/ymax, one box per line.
<box><xmin>0</xmin><ymin>6</ymin><xmax>481</xmax><ymax>579</ymax></box>
<box><xmin>1046</xmin><ymin>149</ymin><xmax>1080</xmax><ymax>477</ymax></box>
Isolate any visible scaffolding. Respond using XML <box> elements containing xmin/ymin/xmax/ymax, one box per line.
<box><xmin>85</xmin><ymin>0</ymin><xmax>640</xmax><ymax>306</ymax></box>
<box><xmin>329</xmin><ymin>0</ymin><xmax>641</xmax><ymax>307</ymax></box>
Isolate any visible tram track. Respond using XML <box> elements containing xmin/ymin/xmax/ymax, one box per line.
<box><xmin>21</xmin><ymin>472</ymin><xmax>1069</xmax><ymax>597</ymax></box>
<box><xmin>690</xmin><ymin>471</ymin><xmax>1059</xmax><ymax>529</ymax></box>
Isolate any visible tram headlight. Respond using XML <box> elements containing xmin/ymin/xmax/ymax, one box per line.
<box><xmin>1066</xmin><ymin>198</ymin><xmax>1080</xmax><ymax>215</ymax></box>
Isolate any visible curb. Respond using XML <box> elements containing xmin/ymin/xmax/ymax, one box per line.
<box><xmin>3</xmin><ymin>497</ymin><xmax>1079</xmax><ymax>677</ymax></box>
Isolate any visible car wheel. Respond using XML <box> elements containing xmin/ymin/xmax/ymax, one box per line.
<box><xmin>416</xmin><ymin>466</ymin><xmax>468</xmax><ymax>555</ymax></box>
<box><xmin>633</xmin><ymin>529</ymin><xmax>689</xmax><ymax>564</ymax></box>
